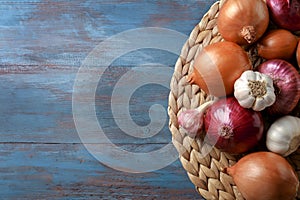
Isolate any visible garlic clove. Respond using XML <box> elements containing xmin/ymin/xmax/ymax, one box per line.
<box><xmin>253</xmin><ymin>97</ymin><xmax>266</xmax><ymax>111</ymax></box>
<box><xmin>238</xmin><ymin>95</ymin><xmax>255</xmax><ymax>108</ymax></box>
<box><xmin>264</xmin><ymin>90</ymin><xmax>276</xmax><ymax>105</ymax></box>
<box><xmin>234</xmin><ymin>88</ymin><xmax>250</xmax><ymax>100</ymax></box>
<box><xmin>243</xmin><ymin>70</ymin><xmax>256</xmax><ymax>80</ymax></box>
<box><xmin>266</xmin><ymin>139</ymin><xmax>289</xmax><ymax>155</ymax></box>
<box><xmin>285</xmin><ymin>135</ymin><xmax>300</xmax><ymax>157</ymax></box>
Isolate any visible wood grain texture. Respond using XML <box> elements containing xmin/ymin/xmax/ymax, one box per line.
<box><xmin>0</xmin><ymin>143</ymin><xmax>198</xmax><ymax>199</ymax></box>
<box><xmin>0</xmin><ymin>0</ymin><xmax>215</xmax><ymax>199</ymax></box>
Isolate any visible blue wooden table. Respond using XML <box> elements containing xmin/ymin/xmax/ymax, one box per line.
<box><xmin>0</xmin><ymin>0</ymin><xmax>215</xmax><ymax>199</ymax></box>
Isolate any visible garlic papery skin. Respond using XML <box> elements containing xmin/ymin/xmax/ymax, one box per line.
<box><xmin>266</xmin><ymin>115</ymin><xmax>300</xmax><ymax>157</ymax></box>
<box><xmin>178</xmin><ymin>99</ymin><xmax>217</xmax><ymax>138</ymax></box>
<box><xmin>234</xmin><ymin>70</ymin><xmax>276</xmax><ymax>111</ymax></box>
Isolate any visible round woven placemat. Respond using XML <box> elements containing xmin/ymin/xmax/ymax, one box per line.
<box><xmin>168</xmin><ymin>1</ymin><xmax>300</xmax><ymax>199</ymax></box>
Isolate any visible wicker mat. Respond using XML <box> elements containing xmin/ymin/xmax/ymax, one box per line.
<box><xmin>168</xmin><ymin>0</ymin><xmax>300</xmax><ymax>199</ymax></box>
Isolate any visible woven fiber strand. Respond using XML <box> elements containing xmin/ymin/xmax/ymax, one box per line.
<box><xmin>168</xmin><ymin>0</ymin><xmax>300</xmax><ymax>199</ymax></box>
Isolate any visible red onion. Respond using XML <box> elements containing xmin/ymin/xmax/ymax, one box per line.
<box><xmin>204</xmin><ymin>97</ymin><xmax>264</xmax><ymax>154</ymax></box>
<box><xmin>297</xmin><ymin>40</ymin><xmax>300</xmax><ymax>68</ymax></box>
<box><xmin>257</xmin><ymin>59</ymin><xmax>300</xmax><ymax>116</ymax></box>
<box><xmin>266</xmin><ymin>0</ymin><xmax>300</xmax><ymax>32</ymax></box>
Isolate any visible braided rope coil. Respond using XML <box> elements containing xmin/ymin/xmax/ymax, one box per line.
<box><xmin>168</xmin><ymin>1</ymin><xmax>300</xmax><ymax>199</ymax></box>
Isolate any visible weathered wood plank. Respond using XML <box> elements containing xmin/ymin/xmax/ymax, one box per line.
<box><xmin>0</xmin><ymin>0</ymin><xmax>214</xmax><ymax>67</ymax></box>
<box><xmin>0</xmin><ymin>0</ymin><xmax>216</xmax><ymax>199</ymax></box>
<box><xmin>0</xmin><ymin>143</ymin><xmax>200</xmax><ymax>199</ymax></box>
<box><xmin>0</xmin><ymin>67</ymin><xmax>172</xmax><ymax>144</ymax></box>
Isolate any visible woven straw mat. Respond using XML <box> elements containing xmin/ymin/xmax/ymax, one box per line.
<box><xmin>167</xmin><ymin>0</ymin><xmax>300</xmax><ymax>200</ymax></box>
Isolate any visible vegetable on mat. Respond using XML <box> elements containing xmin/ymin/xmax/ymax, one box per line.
<box><xmin>266</xmin><ymin>115</ymin><xmax>300</xmax><ymax>157</ymax></box>
<box><xmin>187</xmin><ymin>41</ymin><xmax>252</xmax><ymax>97</ymax></box>
<box><xmin>266</xmin><ymin>0</ymin><xmax>300</xmax><ymax>32</ymax></box>
<box><xmin>204</xmin><ymin>97</ymin><xmax>264</xmax><ymax>154</ymax></box>
<box><xmin>257</xmin><ymin>29</ymin><xmax>298</xmax><ymax>60</ymax></box>
<box><xmin>257</xmin><ymin>59</ymin><xmax>300</xmax><ymax>116</ymax></box>
<box><xmin>224</xmin><ymin>151</ymin><xmax>299</xmax><ymax>200</ymax></box>
<box><xmin>178</xmin><ymin>100</ymin><xmax>217</xmax><ymax>138</ymax></box>
<box><xmin>234</xmin><ymin>70</ymin><xmax>276</xmax><ymax>111</ymax></box>
<box><xmin>217</xmin><ymin>0</ymin><xmax>269</xmax><ymax>45</ymax></box>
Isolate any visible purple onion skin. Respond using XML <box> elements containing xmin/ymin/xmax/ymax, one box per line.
<box><xmin>204</xmin><ymin>97</ymin><xmax>264</xmax><ymax>154</ymax></box>
<box><xmin>257</xmin><ymin>59</ymin><xmax>300</xmax><ymax>116</ymax></box>
<box><xmin>266</xmin><ymin>0</ymin><xmax>300</xmax><ymax>31</ymax></box>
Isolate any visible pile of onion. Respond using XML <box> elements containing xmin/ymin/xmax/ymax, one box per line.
<box><xmin>180</xmin><ymin>0</ymin><xmax>300</xmax><ymax>199</ymax></box>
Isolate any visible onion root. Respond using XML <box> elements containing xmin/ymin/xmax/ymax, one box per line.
<box><xmin>240</xmin><ymin>26</ymin><xmax>256</xmax><ymax>44</ymax></box>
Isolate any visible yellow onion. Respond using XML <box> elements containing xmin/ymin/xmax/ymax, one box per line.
<box><xmin>188</xmin><ymin>41</ymin><xmax>252</xmax><ymax>97</ymax></box>
<box><xmin>224</xmin><ymin>152</ymin><xmax>299</xmax><ymax>200</ymax></box>
<box><xmin>217</xmin><ymin>0</ymin><xmax>269</xmax><ymax>45</ymax></box>
<box><xmin>257</xmin><ymin>29</ymin><xmax>298</xmax><ymax>60</ymax></box>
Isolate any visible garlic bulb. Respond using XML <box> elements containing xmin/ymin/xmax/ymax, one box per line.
<box><xmin>234</xmin><ymin>70</ymin><xmax>276</xmax><ymax>111</ymax></box>
<box><xmin>266</xmin><ymin>115</ymin><xmax>300</xmax><ymax>157</ymax></box>
<box><xmin>178</xmin><ymin>99</ymin><xmax>216</xmax><ymax>138</ymax></box>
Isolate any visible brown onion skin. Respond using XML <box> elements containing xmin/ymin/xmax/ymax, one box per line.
<box><xmin>257</xmin><ymin>59</ymin><xmax>300</xmax><ymax>116</ymax></box>
<box><xmin>225</xmin><ymin>152</ymin><xmax>299</xmax><ymax>200</ymax></box>
<box><xmin>188</xmin><ymin>41</ymin><xmax>252</xmax><ymax>97</ymax></box>
<box><xmin>204</xmin><ymin>97</ymin><xmax>264</xmax><ymax>154</ymax></box>
<box><xmin>217</xmin><ymin>0</ymin><xmax>269</xmax><ymax>45</ymax></box>
<box><xmin>257</xmin><ymin>29</ymin><xmax>298</xmax><ymax>60</ymax></box>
